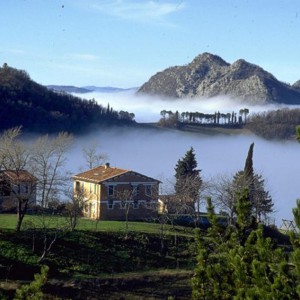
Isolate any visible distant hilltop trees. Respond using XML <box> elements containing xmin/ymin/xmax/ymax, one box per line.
<box><xmin>159</xmin><ymin>107</ymin><xmax>300</xmax><ymax>140</ymax></box>
<box><xmin>0</xmin><ymin>64</ymin><xmax>135</xmax><ymax>134</ymax></box>
<box><xmin>159</xmin><ymin>108</ymin><xmax>250</xmax><ymax>127</ymax></box>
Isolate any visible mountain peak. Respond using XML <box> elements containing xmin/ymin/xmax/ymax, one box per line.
<box><xmin>190</xmin><ymin>52</ymin><xmax>229</xmax><ymax>67</ymax></box>
<box><xmin>137</xmin><ymin>53</ymin><xmax>300</xmax><ymax>104</ymax></box>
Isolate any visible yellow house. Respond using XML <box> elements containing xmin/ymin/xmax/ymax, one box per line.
<box><xmin>72</xmin><ymin>163</ymin><xmax>160</xmax><ymax>221</ymax></box>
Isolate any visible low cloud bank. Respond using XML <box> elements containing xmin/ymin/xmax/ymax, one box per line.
<box><xmin>76</xmin><ymin>90</ymin><xmax>300</xmax><ymax>123</ymax></box>
<box><xmin>70</xmin><ymin>91</ymin><xmax>300</xmax><ymax>225</ymax></box>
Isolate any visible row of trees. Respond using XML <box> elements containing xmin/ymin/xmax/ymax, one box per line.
<box><xmin>159</xmin><ymin>108</ymin><xmax>250</xmax><ymax>127</ymax></box>
<box><xmin>159</xmin><ymin>107</ymin><xmax>300</xmax><ymax>140</ymax></box>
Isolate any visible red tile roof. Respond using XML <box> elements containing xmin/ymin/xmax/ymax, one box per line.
<box><xmin>72</xmin><ymin>165</ymin><xmax>129</xmax><ymax>183</ymax></box>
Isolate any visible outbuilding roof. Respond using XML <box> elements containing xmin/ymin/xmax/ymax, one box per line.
<box><xmin>0</xmin><ymin>170</ymin><xmax>37</xmax><ymax>182</ymax></box>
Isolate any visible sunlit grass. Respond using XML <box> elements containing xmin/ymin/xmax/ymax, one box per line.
<box><xmin>0</xmin><ymin>214</ymin><xmax>194</xmax><ymax>236</ymax></box>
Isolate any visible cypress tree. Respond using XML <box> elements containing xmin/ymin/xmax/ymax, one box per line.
<box><xmin>243</xmin><ymin>143</ymin><xmax>255</xmax><ymax>201</ymax></box>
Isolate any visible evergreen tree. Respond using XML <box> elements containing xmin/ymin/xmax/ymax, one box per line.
<box><xmin>243</xmin><ymin>142</ymin><xmax>255</xmax><ymax>202</ymax></box>
<box><xmin>252</xmin><ymin>174</ymin><xmax>274</xmax><ymax>221</ymax></box>
<box><xmin>290</xmin><ymin>199</ymin><xmax>300</xmax><ymax>297</ymax></box>
<box><xmin>174</xmin><ymin>147</ymin><xmax>202</xmax><ymax>210</ymax></box>
<box><xmin>14</xmin><ymin>265</ymin><xmax>49</xmax><ymax>300</ymax></box>
<box><xmin>297</xmin><ymin>125</ymin><xmax>300</xmax><ymax>143</ymax></box>
<box><xmin>232</xmin><ymin>143</ymin><xmax>274</xmax><ymax>221</ymax></box>
<box><xmin>192</xmin><ymin>192</ymin><xmax>299</xmax><ymax>299</ymax></box>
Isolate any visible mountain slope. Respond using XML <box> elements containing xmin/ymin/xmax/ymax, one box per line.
<box><xmin>137</xmin><ymin>53</ymin><xmax>300</xmax><ymax>105</ymax></box>
<box><xmin>47</xmin><ymin>85</ymin><xmax>138</xmax><ymax>94</ymax></box>
<box><xmin>0</xmin><ymin>64</ymin><xmax>135</xmax><ymax>134</ymax></box>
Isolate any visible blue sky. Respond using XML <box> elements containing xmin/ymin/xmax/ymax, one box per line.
<box><xmin>1</xmin><ymin>0</ymin><xmax>300</xmax><ymax>87</ymax></box>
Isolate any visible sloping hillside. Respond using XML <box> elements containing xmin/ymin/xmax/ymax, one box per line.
<box><xmin>0</xmin><ymin>64</ymin><xmax>135</xmax><ymax>134</ymax></box>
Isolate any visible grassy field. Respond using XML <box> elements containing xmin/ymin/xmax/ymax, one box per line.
<box><xmin>0</xmin><ymin>214</ymin><xmax>194</xmax><ymax>237</ymax></box>
<box><xmin>0</xmin><ymin>214</ymin><xmax>196</xmax><ymax>299</ymax></box>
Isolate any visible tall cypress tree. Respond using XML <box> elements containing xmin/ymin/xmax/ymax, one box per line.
<box><xmin>244</xmin><ymin>142</ymin><xmax>254</xmax><ymax>179</ymax></box>
<box><xmin>232</xmin><ymin>143</ymin><xmax>274</xmax><ymax>221</ymax></box>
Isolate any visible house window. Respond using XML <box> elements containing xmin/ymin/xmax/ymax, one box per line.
<box><xmin>133</xmin><ymin>200</ymin><xmax>138</xmax><ymax>209</ymax></box>
<box><xmin>132</xmin><ymin>185</ymin><xmax>140</xmax><ymax>196</ymax></box>
<box><xmin>120</xmin><ymin>201</ymin><xmax>127</xmax><ymax>209</ymax></box>
<box><xmin>145</xmin><ymin>185</ymin><xmax>152</xmax><ymax>196</ymax></box>
<box><xmin>108</xmin><ymin>185</ymin><xmax>114</xmax><ymax>196</ymax></box>
<box><xmin>146</xmin><ymin>199</ymin><xmax>152</xmax><ymax>209</ymax></box>
<box><xmin>75</xmin><ymin>181</ymin><xmax>81</xmax><ymax>192</ymax></box>
<box><xmin>94</xmin><ymin>184</ymin><xmax>97</xmax><ymax>194</ymax></box>
<box><xmin>108</xmin><ymin>199</ymin><xmax>114</xmax><ymax>209</ymax></box>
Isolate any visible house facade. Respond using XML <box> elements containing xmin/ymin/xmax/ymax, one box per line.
<box><xmin>72</xmin><ymin>163</ymin><xmax>160</xmax><ymax>221</ymax></box>
<box><xmin>0</xmin><ymin>170</ymin><xmax>37</xmax><ymax>212</ymax></box>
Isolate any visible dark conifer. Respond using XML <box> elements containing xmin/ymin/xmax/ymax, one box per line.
<box><xmin>174</xmin><ymin>147</ymin><xmax>202</xmax><ymax>210</ymax></box>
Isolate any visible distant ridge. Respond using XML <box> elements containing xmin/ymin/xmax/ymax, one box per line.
<box><xmin>137</xmin><ymin>52</ymin><xmax>300</xmax><ymax>105</ymax></box>
<box><xmin>47</xmin><ymin>85</ymin><xmax>138</xmax><ymax>94</ymax></box>
<box><xmin>0</xmin><ymin>64</ymin><xmax>136</xmax><ymax>133</ymax></box>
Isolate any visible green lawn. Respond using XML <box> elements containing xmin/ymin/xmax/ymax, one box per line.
<box><xmin>0</xmin><ymin>214</ymin><xmax>193</xmax><ymax>236</ymax></box>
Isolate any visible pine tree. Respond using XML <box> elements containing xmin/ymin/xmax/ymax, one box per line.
<box><xmin>192</xmin><ymin>198</ymin><xmax>234</xmax><ymax>299</ymax></box>
<box><xmin>192</xmin><ymin>192</ymin><xmax>299</xmax><ymax>299</ymax></box>
<box><xmin>252</xmin><ymin>174</ymin><xmax>274</xmax><ymax>221</ymax></box>
<box><xmin>290</xmin><ymin>199</ymin><xmax>300</xmax><ymax>297</ymax></box>
<box><xmin>14</xmin><ymin>265</ymin><xmax>49</xmax><ymax>300</ymax></box>
<box><xmin>174</xmin><ymin>147</ymin><xmax>202</xmax><ymax>210</ymax></box>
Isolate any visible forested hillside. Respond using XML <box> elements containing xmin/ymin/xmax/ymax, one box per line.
<box><xmin>0</xmin><ymin>64</ymin><xmax>135</xmax><ymax>134</ymax></box>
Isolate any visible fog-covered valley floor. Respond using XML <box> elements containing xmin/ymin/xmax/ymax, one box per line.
<box><xmin>69</xmin><ymin>90</ymin><xmax>300</xmax><ymax>225</ymax></box>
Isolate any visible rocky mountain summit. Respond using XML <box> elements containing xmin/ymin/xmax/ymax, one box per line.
<box><xmin>138</xmin><ymin>53</ymin><xmax>300</xmax><ymax>105</ymax></box>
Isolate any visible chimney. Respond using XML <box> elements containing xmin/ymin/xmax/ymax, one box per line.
<box><xmin>105</xmin><ymin>162</ymin><xmax>110</xmax><ymax>169</ymax></box>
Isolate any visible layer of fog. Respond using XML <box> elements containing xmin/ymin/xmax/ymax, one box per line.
<box><xmin>75</xmin><ymin>89</ymin><xmax>300</xmax><ymax>123</ymax></box>
<box><xmin>68</xmin><ymin>90</ymin><xmax>300</xmax><ymax>225</ymax></box>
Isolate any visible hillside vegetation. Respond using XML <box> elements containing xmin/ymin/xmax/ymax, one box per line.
<box><xmin>0</xmin><ymin>64</ymin><xmax>135</xmax><ymax>134</ymax></box>
<box><xmin>156</xmin><ymin>108</ymin><xmax>300</xmax><ymax>140</ymax></box>
<box><xmin>0</xmin><ymin>216</ymin><xmax>195</xmax><ymax>299</ymax></box>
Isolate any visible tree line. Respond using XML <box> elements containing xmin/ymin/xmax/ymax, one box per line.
<box><xmin>245</xmin><ymin>107</ymin><xmax>300</xmax><ymax>139</ymax></box>
<box><xmin>159</xmin><ymin>107</ymin><xmax>300</xmax><ymax>140</ymax></box>
<box><xmin>0</xmin><ymin>64</ymin><xmax>135</xmax><ymax>134</ymax></box>
<box><xmin>159</xmin><ymin>108</ymin><xmax>250</xmax><ymax>127</ymax></box>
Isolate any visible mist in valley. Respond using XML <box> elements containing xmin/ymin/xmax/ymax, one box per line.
<box><xmin>68</xmin><ymin>90</ymin><xmax>300</xmax><ymax>225</ymax></box>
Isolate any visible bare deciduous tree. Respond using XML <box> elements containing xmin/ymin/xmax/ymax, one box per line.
<box><xmin>0</xmin><ymin>127</ymin><xmax>36</xmax><ymax>232</ymax></box>
<box><xmin>30</xmin><ymin>132</ymin><xmax>73</xmax><ymax>208</ymax></box>
<box><xmin>82</xmin><ymin>140</ymin><xmax>108</xmax><ymax>170</ymax></box>
<box><xmin>64</xmin><ymin>187</ymin><xmax>86</xmax><ymax>232</ymax></box>
<box><xmin>209</xmin><ymin>171</ymin><xmax>274</xmax><ymax>224</ymax></box>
